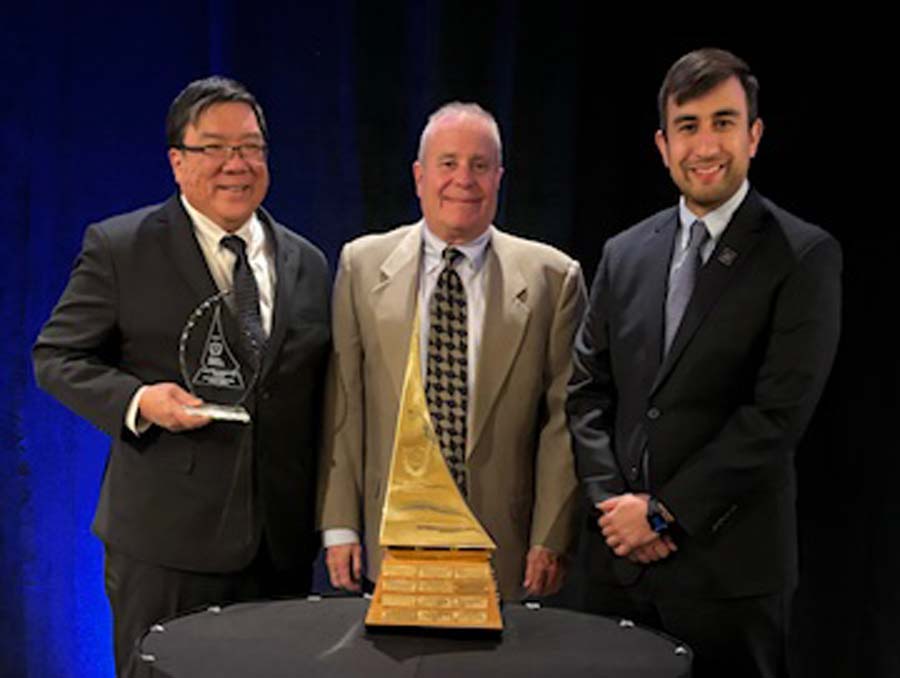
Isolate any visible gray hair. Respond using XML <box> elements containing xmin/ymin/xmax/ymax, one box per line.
<box><xmin>417</xmin><ymin>102</ymin><xmax>503</xmax><ymax>165</ymax></box>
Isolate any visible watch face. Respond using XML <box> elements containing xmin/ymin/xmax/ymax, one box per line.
<box><xmin>648</xmin><ymin>513</ymin><xmax>668</xmax><ymax>534</ymax></box>
<box><xmin>647</xmin><ymin>499</ymin><xmax>668</xmax><ymax>533</ymax></box>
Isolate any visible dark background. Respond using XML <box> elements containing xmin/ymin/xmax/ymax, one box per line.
<box><xmin>1</xmin><ymin>3</ymin><xmax>893</xmax><ymax>677</ymax></box>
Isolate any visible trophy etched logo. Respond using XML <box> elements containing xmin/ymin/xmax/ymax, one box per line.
<box><xmin>365</xmin><ymin>312</ymin><xmax>503</xmax><ymax>634</ymax></box>
<box><xmin>178</xmin><ymin>290</ymin><xmax>259</xmax><ymax>423</ymax></box>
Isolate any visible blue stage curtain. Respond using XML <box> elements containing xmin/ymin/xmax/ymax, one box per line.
<box><xmin>1</xmin><ymin>3</ymin><xmax>369</xmax><ymax>675</ymax></box>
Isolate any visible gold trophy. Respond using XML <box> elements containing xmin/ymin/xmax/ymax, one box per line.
<box><xmin>364</xmin><ymin>314</ymin><xmax>503</xmax><ymax>633</ymax></box>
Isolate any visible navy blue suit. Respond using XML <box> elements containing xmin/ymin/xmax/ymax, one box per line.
<box><xmin>567</xmin><ymin>190</ymin><xmax>841</xmax><ymax>676</ymax></box>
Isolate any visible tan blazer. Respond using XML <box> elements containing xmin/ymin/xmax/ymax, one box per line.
<box><xmin>317</xmin><ymin>223</ymin><xmax>586</xmax><ymax>599</ymax></box>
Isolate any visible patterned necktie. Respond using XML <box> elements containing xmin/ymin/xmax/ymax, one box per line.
<box><xmin>220</xmin><ymin>235</ymin><xmax>267</xmax><ymax>366</ymax></box>
<box><xmin>426</xmin><ymin>247</ymin><xmax>468</xmax><ymax>494</ymax></box>
<box><xmin>664</xmin><ymin>219</ymin><xmax>709</xmax><ymax>354</ymax></box>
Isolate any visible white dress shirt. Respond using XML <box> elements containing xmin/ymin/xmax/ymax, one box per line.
<box><xmin>674</xmin><ymin>179</ymin><xmax>750</xmax><ymax>266</ymax></box>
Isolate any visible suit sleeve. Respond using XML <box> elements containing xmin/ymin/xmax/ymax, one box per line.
<box><xmin>566</xmin><ymin>242</ymin><xmax>627</xmax><ymax>505</ymax></box>
<box><xmin>529</xmin><ymin>259</ymin><xmax>587</xmax><ymax>555</ymax></box>
<box><xmin>32</xmin><ymin>223</ymin><xmax>142</xmax><ymax>438</ymax></box>
<box><xmin>658</xmin><ymin>235</ymin><xmax>843</xmax><ymax>537</ymax></box>
<box><xmin>316</xmin><ymin>243</ymin><xmax>365</xmax><ymax>533</ymax></box>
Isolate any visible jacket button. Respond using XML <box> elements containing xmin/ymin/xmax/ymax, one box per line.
<box><xmin>630</xmin><ymin>465</ymin><xmax>639</xmax><ymax>480</ymax></box>
<box><xmin>647</xmin><ymin>407</ymin><xmax>660</xmax><ymax>420</ymax></box>
<box><xmin>261</xmin><ymin>390</ymin><xmax>271</xmax><ymax>400</ymax></box>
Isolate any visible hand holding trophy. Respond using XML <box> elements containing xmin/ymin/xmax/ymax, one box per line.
<box><xmin>178</xmin><ymin>289</ymin><xmax>263</xmax><ymax>423</ymax></box>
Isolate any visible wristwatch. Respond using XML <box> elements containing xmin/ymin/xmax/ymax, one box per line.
<box><xmin>646</xmin><ymin>496</ymin><xmax>675</xmax><ymax>534</ymax></box>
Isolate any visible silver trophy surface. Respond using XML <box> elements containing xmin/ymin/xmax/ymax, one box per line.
<box><xmin>178</xmin><ymin>290</ymin><xmax>259</xmax><ymax>423</ymax></box>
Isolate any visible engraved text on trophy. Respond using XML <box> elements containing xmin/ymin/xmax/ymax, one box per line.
<box><xmin>192</xmin><ymin>305</ymin><xmax>246</xmax><ymax>390</ymax></box>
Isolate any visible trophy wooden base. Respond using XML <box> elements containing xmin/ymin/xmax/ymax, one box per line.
<box><xmin>365</xmin><ymin>549</ymin><xmax>503</xmax><ymax>633</ymax></box>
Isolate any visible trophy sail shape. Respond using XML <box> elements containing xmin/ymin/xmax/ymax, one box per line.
<box><xmin>365</xmin><ymin>312</ymin><xmax>503</xmax><ymax>632</ymax></box>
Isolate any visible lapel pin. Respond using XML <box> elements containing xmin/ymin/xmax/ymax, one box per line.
<box><xmin>717</xmin><ymin>247</ymin><xmax>738</xmax><ymax>267</ymax></box>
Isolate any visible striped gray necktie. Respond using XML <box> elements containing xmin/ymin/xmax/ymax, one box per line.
<box><xmin>426</xmin><ymin>247</ymin><xmax>468</xmax><ymax>494</ymax></box>
<box><xmin>664</xmin><ymin>220</ymin><xmax>709</xmax><ymax>354</ymax></box>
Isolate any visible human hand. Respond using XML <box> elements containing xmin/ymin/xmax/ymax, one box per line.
<box><xmin>523</xmin><ymin>545</ymin><xmax>566</xmax><ymax>597</ymax></box>
<box><xmin>627</xmin><ymin>534</ymin><xmax>678</xmax><ymax>564</ymax></box>
<box><xmin>325</xmin><ymin>543</ymin><xmax>363</xmax><ymax>592</ymax></box>
<box><xmin>138</xmin><ymin>382</ymin><xmax>210</xmax><ymax>432</ymax></box>
<box><xmin>597</xmin><ymin>493</ymin><xmax>657</xmax><ymax>557</ymax></box>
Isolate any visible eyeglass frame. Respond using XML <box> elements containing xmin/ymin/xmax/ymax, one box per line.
<box><xmin>171</xmin><ymin>143</ymin><xmax>269</xmax><ymax>162</ymax></box>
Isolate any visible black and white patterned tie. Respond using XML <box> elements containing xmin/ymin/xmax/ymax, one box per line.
<box><xmin>426</xmin><ymin>247</ymin><xmax>468</xmax><ymax>494</ymax></box>
<box><xmin>664</xmin><ymin>219</ymin><xmax>709</xmax><ymax>354</ymax></box>
<box><xmin>220</xmin><ymin>235</ymin><xmax>266</xmax><ymax>366</ymax></box>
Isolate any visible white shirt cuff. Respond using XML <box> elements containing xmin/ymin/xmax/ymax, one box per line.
<box><xmin>323</xmin><ymin>528</ymin><xmax>359</xmax><ymax>548</ymax></box>
<box><xmin>125</xmin><ymin>386</ymin><xmax>153</xmax><ymax>436</ymax></box>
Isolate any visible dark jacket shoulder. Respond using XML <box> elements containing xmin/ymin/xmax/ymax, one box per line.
<box><xmin>758</xmin><ymin>195</ymin><xmax>840</xmax><ymax>259</ymax></box>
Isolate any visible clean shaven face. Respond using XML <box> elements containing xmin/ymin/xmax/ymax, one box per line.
<box><xmin>169</xmin><ymin>101</ymin><xmax>270</xmax><ymax>232</ymax></box>
<box><xmin>655</xmin><ymin>76</ymin><xmax>762</xmax><ymax>217</ymax></box>
<box><xmin>413</xmin><ymin>115</ymin><xmax>504</xmax><ymax>244</ymax></box>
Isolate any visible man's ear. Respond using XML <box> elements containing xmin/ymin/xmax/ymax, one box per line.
<box><xmin>748</xmin><ymin>117</ymin><xmax>764</xmax><ymax>159</ymax></box>
<box><xmin>412</xmin><ymin>160</ymin><xmax>424</xmax><ymax>198</ymax></box>
<box><xmin>168</xmin><ymin>147</ymin><xmax>184</xmax><ymax>184</ymax></box>
<box><xmin>654</xmin><ymin>129</ymin><xmax>670</xmax><ymax>169</ymax></box>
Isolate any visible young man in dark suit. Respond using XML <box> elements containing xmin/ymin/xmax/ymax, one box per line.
<box><xmin>33</xmin><ymin>77</ymin><xmax>330</xmax><ymax>677</ymax></box>
<box><xmin>567</xmin><ymin>49</ymin><xmax>841</xmax><ymax>678</ymax></box>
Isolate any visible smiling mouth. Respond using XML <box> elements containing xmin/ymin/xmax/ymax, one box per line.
<box><xmin>443</xmin><ymin>197</ymin><xmax>481</xmax><ymax>205</ymax></box>
<box><xmin>218</xmin><ymin>185</ymin><xmax>252</xmax><ymax>194</ymax></box>
<box><xmin>688</xmin><ymin>163</ymin><xmax>726</xmax><ymax>180</ymax></box>
<box><xmin>688</xmin><ymin>163</ymin><xmax>725</xmax><ymax>183</ymax></box>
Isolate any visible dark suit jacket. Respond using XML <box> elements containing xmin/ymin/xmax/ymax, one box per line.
<box><xmin>33</xmin><ymin>195</ymin><xmax>330</xmax><ymax>573</ymax></box>
<box><xmin>567</xmin><ymin>190</ymin><xmax>842</xmax><ymax>598</ymax></box>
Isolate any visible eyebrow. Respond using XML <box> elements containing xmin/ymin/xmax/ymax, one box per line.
<box><xmin>436</xmin><ymin>152</ymin><xmax>494</xmax><ymax>162</ymax></box>
<box><xmin>196</xmin><ymin>132</ymin><xmax>264</xmax><ymax>140</ymax></box>
<box><xmin>672</xmin><ymin>108</ymin><xmax>742</xmax><ymax>125</ymax></box>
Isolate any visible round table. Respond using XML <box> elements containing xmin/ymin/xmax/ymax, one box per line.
<box><xmin>139</xmin><ymin>597</ymin><xmax>691</xmax><ymax>677</ymax></box>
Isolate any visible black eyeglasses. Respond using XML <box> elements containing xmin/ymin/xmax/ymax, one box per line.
<box><xmin>173</xmin><ymin>143</ymin><xmax>268</xmax><ymax>162</ymax></box>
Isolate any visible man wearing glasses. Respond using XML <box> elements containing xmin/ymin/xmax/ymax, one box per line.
<box><xmin>33</xmin><ymin>77</ymin><xmax>330</xmax><ymax>677</ymax></box>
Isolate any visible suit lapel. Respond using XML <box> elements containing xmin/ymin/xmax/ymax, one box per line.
<box><xmin>258</xmin><ymin>208</ymin><xmax>299</xmax><ymax>384</ymax></box>
<box><xmin>163</xmin><ymin>195</ymin><xmax>218</xmax><ymax>302</ymax></box>
<box><xmin>469</xmin><ymin>230</ymin><xmax>530</xmax><ymax>458</ymax></box>
<box><xmin>639</xmin><ymin>210</ymin><xmax>679</xmax><ymax>379</ymax></box>
<box><xmin>373</xmin><ymin>226</ymin><xmax>420</xmax><ymax>399</ymax></box>
<box><xmin>651</xmin><ymin>190</ymin><xmax>769</xmax><ymax>396</ymax></box>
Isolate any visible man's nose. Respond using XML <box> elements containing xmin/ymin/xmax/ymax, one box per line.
<box><xmin>222</xmin><ymin>148</ymin><xmax>252</xmax><ymax>170</ymax></box>
<box><xmin>693</xmin><ymin>126</ymin><xmax>722</xmax><ymax>156</ymax></box>
<box><xmin>453</xmin><ymin>165</ymin><xmax>476</xmax><ymax>186</ymax></box>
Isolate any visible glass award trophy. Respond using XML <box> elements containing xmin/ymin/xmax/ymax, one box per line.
<box><xmin>178</xmin><ymin>290</ymin><xmax>259</xmax><ymax>423</ymax></box>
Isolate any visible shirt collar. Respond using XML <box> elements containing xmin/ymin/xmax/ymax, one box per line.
<box><xmin>180</xmin><ymin>194</ymin><xmax>264</xmax><ymax>254</ymax></box>
<box><xmin>420</xmin><ymin>221</ymin><xmax>492</xmax><ymax>273</ymax></box>
<box><xmin>678</xmin><ymin>179</ymin><xmax>750</xmax><ymax>244</ymax></box>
